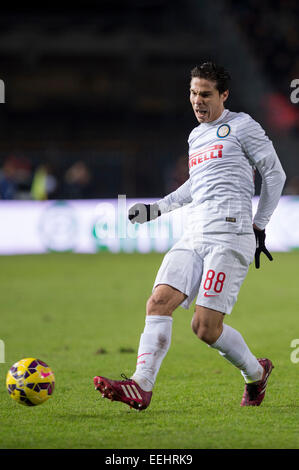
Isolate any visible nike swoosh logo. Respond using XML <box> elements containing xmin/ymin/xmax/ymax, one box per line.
<box><xmin>41</xmin><ymin>371</ymin><xmax>51</xmax><ymax>378</ymax></box>
<box><xmin>204</xmin><ymin>292</ymin><xmax>219</xmax><ymax>297</ymax></box>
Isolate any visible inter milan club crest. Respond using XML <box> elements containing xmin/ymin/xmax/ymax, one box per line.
<box><xmin>217</xmin><ymin>124</ymin><xmax>231</xmax><ymax>138</ymax></box>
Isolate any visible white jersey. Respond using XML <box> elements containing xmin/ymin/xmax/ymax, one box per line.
<box><xmin>157</xmin><ymin>108</ymin><xmax>286</xmax><ymax>234</ymax></box>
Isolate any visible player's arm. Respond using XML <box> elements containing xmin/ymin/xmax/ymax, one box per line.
<box><xmin>128</xmin><ymin>178</ymin><xmax>192</xmax><ymax>224</ymax></box>
<box><xmin>253</xmin><ymin>152</ymin><xmax>286</xmax><ymax>267</ymax></box>
<box><xmin>253</xmin><ymin>151</ymin><xmax>286</xmax><ymax>231</ymax></box>
<box><xmin>238</xmin><ymin>115</ymin><xmax>286</xmax><ymax>267</ymax></box>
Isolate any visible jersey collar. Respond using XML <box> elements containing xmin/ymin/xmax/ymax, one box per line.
<box><xmin>200</xmin><ymin>108</ymin><xmax>229</xmax><ymax>127</ymax></box>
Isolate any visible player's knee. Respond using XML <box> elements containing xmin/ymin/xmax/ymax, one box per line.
<box><xmin>146</xmin><ymin>292</ymin><xmax>169</xmax><ymax>316</ymax></box>
<box><xmin>194</xmin><ymin>322</ymin><xmax>220</xmax><ymax>345</ymax></box>
<box><xmin>196</xmin><ymin>326</ymin><xmax>213</xmax><ymax>344</ymax></box>
<box><xmin>191</xmin><ymin>315</ymin><xmax>200</xmax><ymax>336</ymax></box>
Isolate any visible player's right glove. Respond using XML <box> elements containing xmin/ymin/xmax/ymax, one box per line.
<box><xmin>254</xmin><ymin>227</ymin><xmax>273</xmax><ymax>269</ymax></box>
<box><xmin>128</xmin><ymin>203</ymin><xmax>161</xmax><ymax>224</ymax></box>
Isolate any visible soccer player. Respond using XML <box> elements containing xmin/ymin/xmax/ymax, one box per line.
<box><xmin>94</xmin><ymin>62</ymin><xmax>286</xmax><ymax>410</ymax></box>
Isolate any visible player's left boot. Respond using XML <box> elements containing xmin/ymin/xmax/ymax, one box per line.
<box><xmin>240</xmin><ymin>358</ymin><xmax>274</xmax><ymax>406</ymax></box>
<box><xmin>94</xmin><ymin>374</ymin><xmax>152</xmax><ymax>411</ymax></box>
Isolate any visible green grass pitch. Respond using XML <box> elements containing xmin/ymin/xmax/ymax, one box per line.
<box><xmin>0</xmin><ymin>251</ymin><xmax>298</xmax><ymax>449</ymax></box>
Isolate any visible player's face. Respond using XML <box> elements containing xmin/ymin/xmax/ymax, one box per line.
<box><xmin>190</xmin><ymin>77</ymin><xmax>229</xmax><ymax>123</ymax></box>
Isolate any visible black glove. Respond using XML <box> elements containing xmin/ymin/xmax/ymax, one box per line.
<box><xmin>254</xmin><ymin>227</ymin><xmax>273</xmax><ymax>269</ymax></box>
<box><xmin>128</xmin><ymin>203</ymin><xmax>161</xmax><ymax>224</ymax></box>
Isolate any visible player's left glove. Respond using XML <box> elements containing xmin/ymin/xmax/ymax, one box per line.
<box><xmin>128</xmin><ymin>203</ymin><xmax>161</xmax><ymax>224</ymax></box>
<box><xmin>254</xmin><ymin>227</ymin><xmax>273</xmax><ymax>269</ymax></box>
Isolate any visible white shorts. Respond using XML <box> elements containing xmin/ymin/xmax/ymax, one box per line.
<box><xmin>153</xmin><ymin>232</ymin><xmax>256</xmax><ymax>314</ymax></box>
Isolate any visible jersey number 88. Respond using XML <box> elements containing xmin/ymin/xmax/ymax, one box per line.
<box><xmin>203</xmin><ymin>270</ymin><xmax>226</xmax><ymax>293</ymax></box>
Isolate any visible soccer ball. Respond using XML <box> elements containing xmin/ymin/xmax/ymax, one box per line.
<box><xmin>6</xmin><ymin>357</ymin><xmax>55</xmax><ymax>406</ymax></box>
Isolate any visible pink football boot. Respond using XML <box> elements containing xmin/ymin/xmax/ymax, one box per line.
<box><xmin>94</xmin><ymin>374</ymin><xmax>152</xmax><ymax>411</ymax></box>
<box><xmin>241</xmin><ymin>358</ymin><xmax>274</xmax><ymax>406</ymax></box>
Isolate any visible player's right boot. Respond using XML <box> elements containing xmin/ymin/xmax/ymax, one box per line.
<box><xmin>93</xmin><ymin>374</ymin><xmax>152</xmax><ymax>411</ymax></box>
<box><xmin>240</xmin><ymin>358</ymin><xmax>274</xmax><ymax>406</ymax></box>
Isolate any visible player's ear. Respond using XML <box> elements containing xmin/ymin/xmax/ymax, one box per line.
<box><xmin>221</xmin><ymin>89</ymin><xmax>229</xmax><ymax>103</ymax></box>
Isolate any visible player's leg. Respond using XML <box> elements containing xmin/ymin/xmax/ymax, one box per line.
<box><xmin>129</xmin><ymin>240</ymin><xmax>202</xmax><ymax>398</ymax></box>
<box><xmin>191</xmin><ymin>304</ymin><xmax>274</xmax><ymax>406</ymax></box>
<box><xmin>192</xmin><ymin>233</ymin><xmax>274</xmax><ymax>405</ymax></box>
<box><xmin>130</xmin><ymin>284</ymin><xmax>186</xmax><ymax>392</ymax></box>
<box><xmin>191</xmin><ymin>305</ymin><xmax>224</xmax><ymax>345</ymax></box>
<box><xmin>146</xmin><ymin>283</ymin><xmax>187</xmax><ymax>317</ymax></box>
<box><xmin>94</xmin><ymin>284</ymin><xmax>185</xmax><ymax>410</ymax></box>
<box><xmin>191</xmin><ymin>305</ymin><xmax>264</xmax><ymax>382</ymax></box>
<box><xmin>94</xmin><ymin>240</ymin><xmax>199</xmax><ymax>410</ymax></box>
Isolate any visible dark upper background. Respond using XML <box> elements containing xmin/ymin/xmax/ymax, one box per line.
<box><xmin>0</xmin><ymin>0</ymin><xmax>298</xmax><ymax>201</ymax></box>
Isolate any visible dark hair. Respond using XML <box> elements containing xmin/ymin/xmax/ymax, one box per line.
<box><xmin>191</xmin><ymin>62</ymin><xmax>231</xmax><ymax>94</ymax></box>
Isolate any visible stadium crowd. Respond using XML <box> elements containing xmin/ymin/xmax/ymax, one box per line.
<box><xmin>1</xmin><ymin>0</ymin><xmax>298</xmax><ymax>200</ymax></box>
<box><xmin>226</xmin><ymin>0</ymin><xmax>299</xmax><ymax>136</ymax></box>
<box><xmin>0</xmin><ymin>155</ymin><xmax>93</xmax><ymax>200</ymax></box>
<box><xmin>227</xmin><ymin>0</ymin><xmax>299</xmax><ymax>94</ymax></box>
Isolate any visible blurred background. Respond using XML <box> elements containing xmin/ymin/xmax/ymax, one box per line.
<box><xmin>1</xmin><ymin>2</ymin><xmax>299</xmax><ymax>451</ymax></box>
<box><xmin>0</xmin><ymin>0</ymin><xmax>299</xmax><ymax>202</ymax></box>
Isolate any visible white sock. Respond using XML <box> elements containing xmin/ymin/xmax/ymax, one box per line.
<box><xmin>131</xmin><ymin>315</ymin><xmax>173</xmax><ymax>392</ymax></box>
<box><xmin>210</xmin><ymin>323</ymin><xmax>263</xmax><ymax>383</ymax></box>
